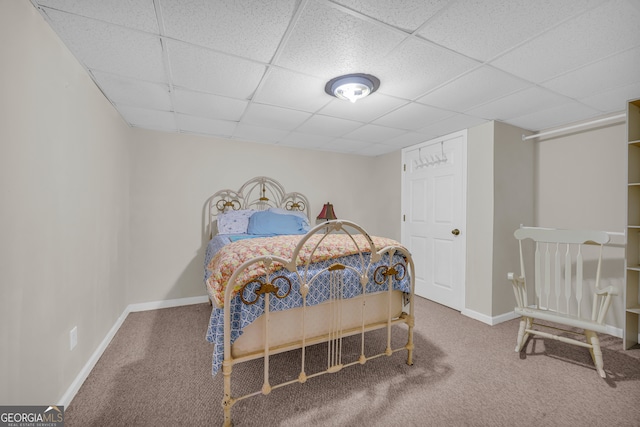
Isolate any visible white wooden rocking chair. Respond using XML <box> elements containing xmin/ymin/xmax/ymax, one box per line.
<box><xmin>507</xmin><ymin>227</ymin><xmax>618</xmax><ymax>378</ymax></box>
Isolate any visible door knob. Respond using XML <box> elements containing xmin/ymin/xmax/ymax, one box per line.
<box><xmin>451</xmin><ymin>228</ymin><xmax>460</xmax><ymax>236</ymax></box>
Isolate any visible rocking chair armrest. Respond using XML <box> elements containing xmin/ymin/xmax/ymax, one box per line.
<box><xmin>595</xmin><ymin>285</ymin><xmax>619</xmax><ymax>296</ymax></box>
<box><xmin>507</xmin><ymin>272</ymin><xmax>524</xmax><ymax>284</ymax></box>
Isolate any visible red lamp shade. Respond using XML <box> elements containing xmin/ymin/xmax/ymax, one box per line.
<box><xmin>316</xmin><ymin>202</ymin><xmax>337</xmax><ymax>221</ymax></box>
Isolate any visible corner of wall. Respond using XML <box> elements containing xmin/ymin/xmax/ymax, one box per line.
<box><xmin>492</xmin><ymin>122</ymin><xmax>535</xmax><ymax>317</ymax></box>
<box><xmin>464</xmin><ymin>121</ymin><xmax>496</xmax><ymax>317</ymax></box>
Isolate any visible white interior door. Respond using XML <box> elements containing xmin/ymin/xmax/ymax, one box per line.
<box><xmin>401</xmin><ymin>130</ymin><xmax>466</xmax><ymax>311</ymax></box>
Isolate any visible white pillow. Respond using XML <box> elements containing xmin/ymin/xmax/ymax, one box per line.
<box><xmin>217</xmin><ymin>209</ymin><xmax>255</xmax><ymax>234</ymax></box>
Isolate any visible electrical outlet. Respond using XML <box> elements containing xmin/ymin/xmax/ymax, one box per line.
<box><xmin>70</xmin><ymin>326</ymin><xmax>77</xmax><ymax>351</ymax></box>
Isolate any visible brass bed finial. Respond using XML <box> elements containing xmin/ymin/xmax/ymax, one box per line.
<box><xmin>259</xmin><ymin>183</ymin><xmax>269</xmax><ymax>202</ymax></box>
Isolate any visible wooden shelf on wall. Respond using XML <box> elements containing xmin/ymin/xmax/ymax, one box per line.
<box><xmin>625</xmin><ymin>99</ymin><xmax>640</xmax><ymax>350</ymax></box>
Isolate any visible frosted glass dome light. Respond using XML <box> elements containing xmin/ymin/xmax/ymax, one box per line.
<box><xmin>325</xmin><ymin>74</ymin><xmax>380</xmax><ymax>103</ymax></box>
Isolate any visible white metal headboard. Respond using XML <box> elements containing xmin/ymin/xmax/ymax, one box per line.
<box><xmin>207</xmin><ymin>176</ymin><xmax>310</xmax><ymax>238</ymax></box>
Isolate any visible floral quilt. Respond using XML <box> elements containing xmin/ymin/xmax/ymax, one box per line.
<box><xmin>205</xmin><ymin>233</ymin><xmax>401</xmax><ymax>308</ymax></box>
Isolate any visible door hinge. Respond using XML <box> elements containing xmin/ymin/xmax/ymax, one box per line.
<box><xmin>403</xmin><ymin>163</ymin><xmax>406</xmax><ymax>171</ymax></box>
<box><xmin>403</xmin><ymin>214</ymin><xmax>406</xmax><ymax>222</ymax></box>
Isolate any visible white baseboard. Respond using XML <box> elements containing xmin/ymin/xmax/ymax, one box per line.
<box><xmin>58</xmin><ymin>294</ymin><xmax>210</xmax><ymax>407</ymax></box>
<box><xmin>605</xmin><ymin>325</ymin><xmax>624</xmax><ymax>339</ymax></box>
<box><xmin>462</xmin><ymin>307</ymin><xmax>624</xmax><ymax>339</ymax></box>
<box><xmin>57</xmin><ymin>308</ymin><xmax>129</xmax><ymax>407</ymax></box>
<box><xmin>461</xmin><ymin>308</ymin><xmax>520</xmax><ymax>326</ymax></box>
<box><xmin>128</xmin><ymin>295</ymin><xmax>209</xmax><ymax>312</ymax></box>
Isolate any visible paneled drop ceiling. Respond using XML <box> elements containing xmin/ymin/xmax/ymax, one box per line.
<box><xmin>31</xmin><ymin>0</ymin><xmax>640</xmax><ymax>156</ymax></box>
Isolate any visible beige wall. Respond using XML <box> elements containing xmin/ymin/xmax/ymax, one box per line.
<box><xmin>466</xmin><ymin>122</ymin><xmax>496</xmax><ymax>317</ymax></box>
<box><xmin>0</xmin><ymin>1</ymin><xmax>130</xmax><ymax>405</ymax></box>
<box><xmin>534</xmin><ymin>122</ymin><xmax>626</xmax><ymax>328</ymax></box>
<box><xmin>535</xmin><ymin>123</ymin><xmax>625</xmax><ymax>230</ymax></box>
<box><xmin>464</xmin><ymin>121</ymin><xmax>535</xmax><ymax>321</ymax></box>
<box><xmin>465</xmin><ymin>119</ymin><xmax>625</xmax><ymax>329</ymax></box>
<box><xmin>370</xmin><ymin>150</ymin><xmax>403</xmax><ymax>240</ymax></box>
<box><xmin>127</xmin><ymin>129</ymin><xmax>394</xmax><ymax>304</ymax></box>
<box><xmin>492</xmin><ymin>121</ymin><xmax>535</xmax><ymax>316</ymax></box>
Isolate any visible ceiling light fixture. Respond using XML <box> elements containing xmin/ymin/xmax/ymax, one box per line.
<box><xmin>325</xmin><ymin>73</ymin><xmax>380</xmax><ymax>103</ymax></box>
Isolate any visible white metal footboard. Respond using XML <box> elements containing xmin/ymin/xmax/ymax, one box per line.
<box><xmin>221</xmin><ymin>220</ymin><xmax>415</xmax><ymax>426</ymax></box>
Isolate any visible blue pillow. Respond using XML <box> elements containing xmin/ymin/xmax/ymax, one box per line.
<box><xmin>247</xmin><ymin>210</ymin><xmax>307</xmax><ymax>235</ymax></box>
<box><xmin>268</xmin><ymin>207</ymin><xmax>310</xmax><ymax>231</ymax></box>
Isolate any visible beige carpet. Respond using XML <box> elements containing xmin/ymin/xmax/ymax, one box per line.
<box><xmin>65</xmin><ymin>297</ymin><xmax>640</xmax><ymax>426</ymax></box>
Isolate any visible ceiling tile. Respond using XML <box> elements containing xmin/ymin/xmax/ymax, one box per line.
<box><xmin>382</xmin><ymin>132</ymin><xmax>434</xmax><ymax>148</ymax></box>
<box><xmin>295</xmin><ymin>115</ymin><xmax>364</xmax><ymax>137</ymax></box>
<box><xmin>241</xmin><ymin>103</ymin><xmax>311</xmax><ymax>130</ymax></box>
<box><xmin>419</xmin><ymin>115</ymin><xmax>488</xmax><ymax>137</ymax></box>
<box><xmin>118</xmin><ymin>106</ymin><xmax>177</xmax><ymax>131</ymax></box>
<box><xmin>541</xmin><ymin>47</ymin><xmax>640</xmax><ymax>99</ymax></box>
<box><xmin>329</xmin><ymin>0</ymin><xmax>450</xmax><ymax>32</ymax></box>
<box><xmin>92</xmin><ymin>71</ymin><xmax>171</xmax><ymax>111</ymax></box>
<box><xmin>373</xmin><ymin>102</ymin><xmax>453</xmax><ymax>130</ymax></box>
<box><xmin>252</xmin><ymin>68</ymin><xmax>331</xmax><ymax>112</ymax></box>
<box><xmin>417</xmin><ymin>0</ymin><xmax>603</xmax><ymax>62</ymax></box>
<box><xmin>43</xmin><ymin>9</ymin><xmax>166</xmax><ymax>82</ymax></box>
<box><xmin>173</xmin><ymin>89</ymin><xmax>248</xmax><ymax>121</ymax></box>
<box><xmin>465</xmin><ymin>87</ymin><xmax>571</xmax><ymax>123</ymax></box>
<box><xmin>350</xmin><ymin>143</ymin><xmax>398</xmax><ymax>157</ymax></box>
<box><xmin>37</xmin><ymin>0</ymin><xmax>158</xmax><ymax>33</ymax></box>
<box><xmin>342</xmin><ymin>124</ymin><xmax>406</xmax><ymax>142</ymax></box>
<box><xmin>319</xmin><ymin>93</ymin><xmax>407</xmax><ymax>122</ymax></box>
<box><xmin>324</xmin><ymin>138</ymin><xmax>372</xmax><ymax>153</ymax></box>
<box><xmin>158</xmin><ymin>0</ymin><xmax>297</xmax><ymax>62</ymax></box>
<box><xmin>579</xmin><ymin>82</ymin><xmax>640</xmax><ymax>112</ymax></box>
<box><xmin>232</xmin><ymin>123</ymin><xmax>290</xmax><ymax>144</ymax></box>
<box><xmin>490</xmin><ymin>1</ymin><xmax>640</xmax><ymax>83</ymax></box>
<box><xmin>278</xmin><ymin>132</ymin><xmax>337</xmax><ymax>149</ymax></box>
<box><xmin>504</xmin><ymin>101</ymin><xmax>602</xmax><ymax>131</ymax></box>
<box><xmin>417</xmin><ymin>66</ymin><xmax>530</xmax><ymax>112</ymax></box>
<box><xmin>275</xmin><ymin>1</ymin><xmax>405</xmax><ymax>79</ymax></box>
<box><xmin>177</xmin><ymin>114</ymin><xmax>236</xmax><ymax>137</ymax></box>
<box><xmin>375</xmin><ymin>38</ymin><xmax>479</xmax><ymax>99</ymax></box>
<box><xmin>166</xmin><ymin>40</ymin><xmax>266</xmax><ymax>98</ymax></box>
